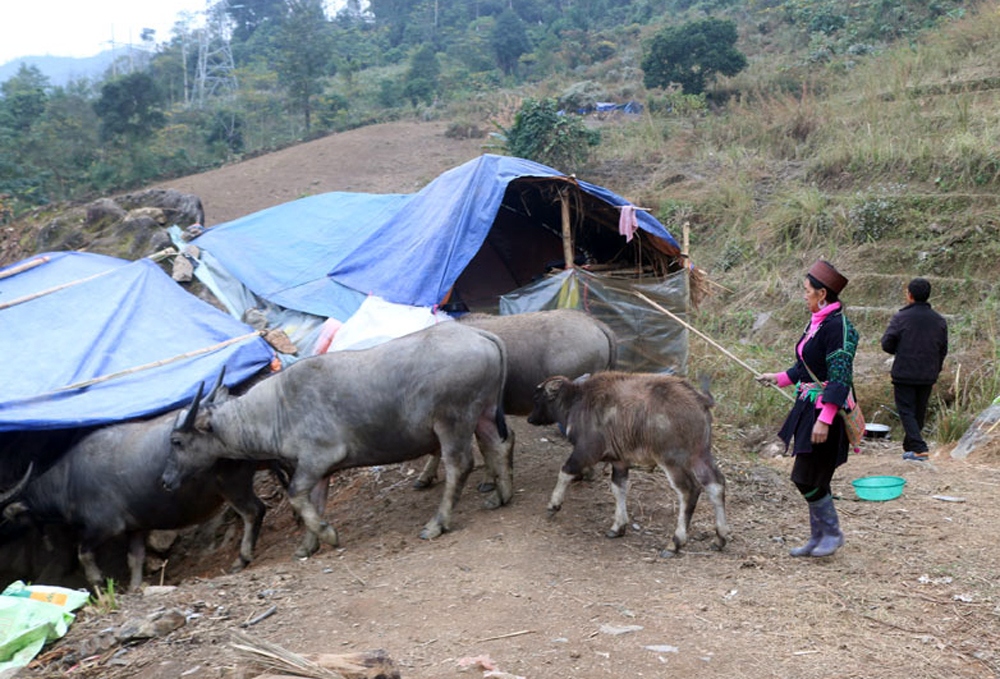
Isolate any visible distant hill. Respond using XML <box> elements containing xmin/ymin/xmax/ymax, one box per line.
<box><xmin>0</xmin><ymin>51</ymin><xmax>117</xmax><ymax>86</ymax></box>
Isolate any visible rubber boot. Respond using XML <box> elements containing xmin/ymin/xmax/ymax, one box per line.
<box><xmin>809</xmin><ymin>494</ymin><xmax>844</xmax><ymax>557</ymax></box>
<box><xmin>789</xmin><ymin>502</ymin><xmax>822</xmax><ymax>557</ymax></box>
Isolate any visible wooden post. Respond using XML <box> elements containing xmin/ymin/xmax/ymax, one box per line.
<box><xmin>560</xmin><ymin>189</ymin><xmax>573</xmax><ymax>270</ymax></box>
<box><xmin>682</xmin><ymin>220</ymin><xmax>691</xmax><ymax>315</ymax></box>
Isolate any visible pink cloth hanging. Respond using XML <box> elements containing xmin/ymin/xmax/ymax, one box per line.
<box><xmin>618</xmin><ymin>205</ymin><xmax>639</xmax><ymax>242</ymax></box>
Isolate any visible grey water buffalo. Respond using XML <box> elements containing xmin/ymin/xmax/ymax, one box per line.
<box><xmin>162</xmin><ymin>321</ymin><xmax>514</xmax><ymax>557</ymax></box>
<box><xmin>415</xmin><ymin>309</ymin><xmax>617</xmax><ymax>489</ymax></box>
<box><xmin>527</xmin><ymin>371</ymin><xmax>728</xmax><ymax>557</ymax></box>
<box><xmin>0</xmin><ymin>403</ymin><xmax>265</xmax><ymax>591</ymax></box>
<box><xmin>458</xmin><ymin>309</ymin><xmax>617</xmax><ymax>413</ymax></box>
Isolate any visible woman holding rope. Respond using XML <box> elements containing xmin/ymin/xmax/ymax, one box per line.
<box><xmin>757</xmin><ymin>260</ymin><xmax>859</xmax><ymax>558</ymax></box>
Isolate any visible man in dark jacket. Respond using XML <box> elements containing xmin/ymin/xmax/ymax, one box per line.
<box><xmin>881</xmin><ymin>278</ymin><xmax>948</xmax><ymax>461</ymax></box>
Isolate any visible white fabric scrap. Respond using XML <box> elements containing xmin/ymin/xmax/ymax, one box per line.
<box><xmin>326</xmin><ymin>294</ymin><xmax>452</xmax><ymax>353</ymax></box>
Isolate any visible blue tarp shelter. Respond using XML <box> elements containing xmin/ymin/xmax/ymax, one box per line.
<box><xmin>189</xmin><ymin>154</ymin><xmax>681</xmax><ymax>321</ymax></box>
<box><xmin>0</xmin><ymin>252</ymin><xmax>275</xmax><ymax>432</ymax></box>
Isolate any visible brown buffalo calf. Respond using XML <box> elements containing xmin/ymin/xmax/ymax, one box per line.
<box><xmin>527</xmin><ymin>372</ymin><xmax>728</xmax><ymax>557</ymax></box>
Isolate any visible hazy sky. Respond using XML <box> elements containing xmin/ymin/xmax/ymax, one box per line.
<box><xmin>0</xmin><ymin>0</ymin><xmax>212</xmax><ymax>65</ymax></box>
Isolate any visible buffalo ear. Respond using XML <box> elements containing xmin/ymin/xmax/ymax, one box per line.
<box><xmin>543</xmin><ymin>377</ymin><xmax>564</xmax><ymax>398</ymax></box>
<box><xmin>178</xmin><ymin>382</ymin><xmax>205</xmax><ymax>432</ymax></box>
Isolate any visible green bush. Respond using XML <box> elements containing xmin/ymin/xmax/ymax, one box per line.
<box><xmin>501</xmin><ymin>98</ymin><xmax>600</xmax><ymax>172</ymax></box>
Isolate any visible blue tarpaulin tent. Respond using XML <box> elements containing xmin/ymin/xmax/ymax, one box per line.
<box><xmin>190</xmin><ymin>154</ymin><xmax>681</xmax><ymax>320</ymax></box>
<box><xmin>0</xmin><ymin>252</ymin><xmax>275</xmax><ymax>432</ymax></box>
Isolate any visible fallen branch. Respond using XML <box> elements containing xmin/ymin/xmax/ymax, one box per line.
<box><xmin>241</xmin><ymin>605</ymin><xmax>278</xmax><ymax>628</ymax></box>
<box><xmin>475</xmin><ymin>629</ymin><xmax>536</xmax><ymax>643</ymax></box>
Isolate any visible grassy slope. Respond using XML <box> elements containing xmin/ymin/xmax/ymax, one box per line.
<box><xmin>582</xmin><ymin>3</ymin><xmax>1000</xmax><ymax>449</ymax></box>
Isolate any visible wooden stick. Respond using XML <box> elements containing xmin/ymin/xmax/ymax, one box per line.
<box><xmin>632</xmin><ymin>290</ymin><xmax>795</xmax><ymax>403</ymax></box>
<box><xmin>0</xmin><ymin>255</ymin><xmax>49</xmax><ymax>280</ymax></box>
<box><xmin>475</xmin><ymin>629</ymin><xmax>536</xmax><ymax>643</ymax></box>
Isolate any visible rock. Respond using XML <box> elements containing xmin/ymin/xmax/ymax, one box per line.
<box><xmin>148</xmin><ymin>530</ymin><xmax>179</xmax><ymax>553</ymax></box>
<box><xmin>142</xmin><ymin>585</ymin><xmax>178</xmax><ymax>596</ymax></box>
<box><xmin>85</xmin><ymin>198</ymin><xmax>126</xmax><ymax>227</ymax></box>
<box><xmin>125</xmin><ymin>207</ymin><xmax>168</xmax><ymax>225</ymax></box>
<box><xmin>264</xmin><ymin>328</ymin><xmax>298</xmax><ymax>355</ymax></box>
<box><xmin>116</xmin><ymin>608</ymin><xmax>187</xmax><ymax>641</ymax></box>
<box><xmin>116</xmin><ymin>189</ymin><xmax>205</xmax><ymax>228</ymax></box>
<box><xmin>243</xmin><ymin>308</ymin><xmax>269</xmax><ymax>331</ymax></box>
<box><xmin>172</xmin><ymin>255</ymin><xmax>194</xmax><ymax>282</ymax></box>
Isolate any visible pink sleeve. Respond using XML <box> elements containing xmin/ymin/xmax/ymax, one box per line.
<box><xmin>775</xmin><ymin>372</ymin><xmax>793</xmax><ymax>388</ymax></box>
<box><xmin>817</xmin><ymin>402</ymin><xmax>838</xmax><ymax>425</ymax></box>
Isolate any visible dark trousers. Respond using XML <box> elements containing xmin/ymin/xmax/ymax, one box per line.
<box><xmin>893</xmin><ymin>382</ymin><xmax>934</xmax><ymax>454</ymax></box>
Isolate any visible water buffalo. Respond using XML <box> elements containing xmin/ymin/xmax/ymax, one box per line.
<box><xmin>162</xmin><ymin>321</ymin><xmax>514</xmax><ymax>556</ymax></box>
<box><xmin>527</xmin><ymin>371</ymin><xmax>728</xmax><ymax>557</ymax></box>
<box><xmin>414</xmin><ymin>309</ymin><xmax>617</xmax><ymax>489</ymax></box>
<box><xmin>0</xmin><ymin>402</ymin><xmax>266</xmax><ymax>591</ymax></box>
<box><xmin>458</xmin><ymin>309</ymin><xmax>617</xmax><ymax>413</ymax></box>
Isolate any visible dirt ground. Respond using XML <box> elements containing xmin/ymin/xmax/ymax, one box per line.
<box><xmin>15</xmin><ymin>121</ymin><xmax>1000</xmax><ymax>679</ymax></box>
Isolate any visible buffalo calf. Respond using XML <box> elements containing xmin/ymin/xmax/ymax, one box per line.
<box><xmin>527</xmin><ymin>372</ymin><xmax>728</xmax><ymax>557</ymax></box>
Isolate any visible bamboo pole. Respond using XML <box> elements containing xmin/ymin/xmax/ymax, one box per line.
<box><xmin>560</xmin><ymin>189</ymin><xmax>573</xmax><ymax>270</ymax></box>
<box><xmin>0</xmin><ymin>268</ymin><xmax>115</xmax><ymax>311</ymax></box>
<box><xmin>8</xmin><ymin>331</ymin><xmax>264</xmax><ymax>405</ymax></box>
<box><xmin>0</xmin><ymin>249</ymin><xmax>177</xmax><ymax>311</ymax></box>
<box><xmin>0</xmin><ymin>255</ymin><xmax>49</xmax><ymax>281</ymax></box>
<box><xmin>632</xmin><ymin>290</ymin><xmax>795</xmax><ymax>403</ymax></box>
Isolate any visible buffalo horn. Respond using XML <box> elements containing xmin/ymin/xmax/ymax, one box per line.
<box><xmin>206</xmin><ymin>366</ymin><xmax>227</xmax><ymax>404</ymax></box>
<box><xmin>179</xmin><ymin>382</ymin><xmax>205</xmax><ymax>432</ymax></box>
<box><xmin>0</xmin><ymin>462</ymin><xmax>34</xmax><ymax>505</ymax></box>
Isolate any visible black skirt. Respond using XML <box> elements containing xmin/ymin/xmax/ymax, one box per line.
<box><xmin>778</xmin><ymin>397</ymin><xmax>850</xmax><ymax>488</ymax></box>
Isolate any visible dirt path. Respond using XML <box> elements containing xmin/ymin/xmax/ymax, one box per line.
<box><xmin>23</xmin><ymin>420</ymin><xmax>1000</xmax><ymax>679</ymax></box>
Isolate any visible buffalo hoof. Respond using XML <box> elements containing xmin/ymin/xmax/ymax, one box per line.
<box><xmin>482</xmin><ymin>491</ymin><xmax>503</xmax><ymax>510</ymax></box>
<box><xmin>412</xmin><ymin>478</ymin><xmax>433</xmax><ymax>490</ymax></box>
<box><xmin>546</xmin><ymin>505</ymin><xmax>561</xmax><ymax>519</ymax></box>
<box><xmin>294</xmin><ymin>538</ymin><xmax>319</xmax><ymax>560</ymax></box>
<box><xmin>605</xmin><ymin>526</ymin><xmax>626</xmax><ymax>539</ymax></box>
<box><xmin>477</xmin><ymin>480</ymin><xmax>496</xmax><ymax>493</ymax></box>
<box><xmin>658</xmin><ymin>548</ymin><xmax>680</xmax><ymax>558</ymax></box>
<box><xmin>229</xmin><ymin>556</ymin><xmax>249</xmax><ymax>573</ymax></box>
<box><xmin>419</xmin><ymin>523</ymin><xmax>446</xmax><ymax>540</ymax></box>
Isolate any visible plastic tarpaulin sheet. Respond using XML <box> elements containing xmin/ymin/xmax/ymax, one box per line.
<box><xmin>189</xmin><ymin>154</ymin><xmax>680</xmax><ymax>317</ymax></box>
<box><xmin>329</xmin><ymin>154</ymin><xmax>680</xmax><ymax>308</ymax></box>
<box><xmin>0</xmin><ymin>581</ymin><xmax>89</xmax><ymax>678</ymax></box>
<box><xmin>500</xmin><ymin>268</ymin><xmax>689</xmax><ymax>374</ymax></box>
<box><xmin>0</xmin><ymin>252</ymin><xmax>275</xmax><ymax>432</ymax></box>
<box><xmin>190</xmin><ymin>191</ymin><xmax>406</xmax><ymax>320</ymax></box>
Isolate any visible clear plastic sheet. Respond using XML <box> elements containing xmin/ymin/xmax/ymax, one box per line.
<box><xmin>500</xmin><ymin>268</ymin><xmax>689</xmax><ymax>374</ymax></box>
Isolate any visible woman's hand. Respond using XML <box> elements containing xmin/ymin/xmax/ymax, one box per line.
<box><xmin>811</xmin><ymin>419</ymin><xmax>829</xmax><ymax>444</ymax></box>
<box><xmin>756</xmin><ymin>373</ymin><xmax>778</xmax><ymax>385</ymax></box>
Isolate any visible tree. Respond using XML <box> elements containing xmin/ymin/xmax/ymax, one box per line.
<box><xmin>403</xmin><ymin>44</ymin><xmax>440</xmax><ymax>106</ymax></box>
<box><xmin>502</xmin><ymin>98</ymin><xmax>600</xmax><ymax>173</ymax></box>
<box><xmin>274</xmin><ymin>0</ymin><xmax>334</xmax><ymax>133</ymax></box>
<box><xmin>0</xmin><ymin>64</ymin><xmax>50</xmax><ymax>133</ymax></box>
<box><xmin>226</xmin><ymin>0</ymin><xmax>287</xmax><ymax>43</ymax></box>
<box><xmin>93</xmin><ymin>72</ymin><xmax>166</xmax><ymax>141</ymax></box>
<box><xmin>491</xmin><ymin>10</ymin><xmax>530</xmax><ymax>76</ymax></box>
<box><xmin>641</xmin><ymin>18</ymin><xmax>747</xmax><ymax>95</ymax></box>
